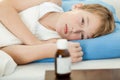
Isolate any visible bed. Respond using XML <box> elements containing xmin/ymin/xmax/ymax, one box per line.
<box><xmin>1</xmin><ymin>0</ymin><xmax>120</xmax><ymax>80</ymax></box>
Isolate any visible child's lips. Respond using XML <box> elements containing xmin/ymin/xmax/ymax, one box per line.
<box><xmin>64</xmin><ymin>24</ymin><xmax>68</xmax><ymax>34</ymax></box>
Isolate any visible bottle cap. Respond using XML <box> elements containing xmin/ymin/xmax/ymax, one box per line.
<box><xmin>57</xmin><ymin>39</ymin><xmax>68</xmax><ymax>49</ymax></box>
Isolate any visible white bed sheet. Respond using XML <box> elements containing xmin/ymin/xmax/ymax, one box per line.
<box><xmin>1</xmin><ymin>58</ymin><xmax>120</xmax><ymax>80</ymax></box>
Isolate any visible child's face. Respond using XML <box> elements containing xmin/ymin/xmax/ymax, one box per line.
<box><xmin>55</xmin><ymin>9</ymin><xmax>101</xmax><ymax>40</ymax></box>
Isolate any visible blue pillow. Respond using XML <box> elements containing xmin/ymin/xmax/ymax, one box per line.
<box><xmin>34</xmin><ymin>0</ymin><xmax>120</xmax><ymax>63</ymax></box>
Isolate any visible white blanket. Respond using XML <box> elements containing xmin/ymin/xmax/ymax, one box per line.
<box><xmin>0</xmin><ymin>23</ymin><xmax>22</xmax><ymax>47</ymax></box>
<box><xmin>0</xmin><ymin>50</ymin><xmax>17</xmax><ymax>77</ymax></box>
<box><xmin>0</xmin><ymin>5</ymin><xmax>39</xmax><ymax>47</ymax></box>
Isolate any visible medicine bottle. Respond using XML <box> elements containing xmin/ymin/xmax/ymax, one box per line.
<box><xmin>55</xmin><ymin>39</ymin><xmax>71</xmax><ymax>79</ymax></box>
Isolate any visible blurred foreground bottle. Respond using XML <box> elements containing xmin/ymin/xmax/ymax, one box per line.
<box><xmin>55</xmin><ymin>39</ymin><xmax>71</xmax><ymax>79</ymax></box>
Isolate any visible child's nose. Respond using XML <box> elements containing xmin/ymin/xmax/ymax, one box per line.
<box><xmin>72</xmin><ymin>26</ymin><xmax>82</xmax><ymax>33</ymax></box>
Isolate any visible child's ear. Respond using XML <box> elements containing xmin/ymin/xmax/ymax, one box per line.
<box><xmin>72</xmin><ymin>3</ymin><xmax>84</xmax><ymax>10</ymax></box>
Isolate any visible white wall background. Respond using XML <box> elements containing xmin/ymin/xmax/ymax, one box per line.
<box><xmin>102</xmin><ymin>0</ymin><xmax>120</xmax><ymax>19</ymax></box>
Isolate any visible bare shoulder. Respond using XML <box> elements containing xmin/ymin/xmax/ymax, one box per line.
<box><xmin>1</xmin><ymin>0</ymin><xmax>62</xmax><ymax>12</ymax></box>
<box><xmin>8</xmin><ymin>0</ymin><xmax>62</xmax><ymax>12</ymax></box>
<box><xmin>50</xmin><ymin>0</ymin><xmax>62</xmax><ymax>6</ymax></box>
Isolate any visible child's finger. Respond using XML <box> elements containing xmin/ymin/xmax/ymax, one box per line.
<box><xmin>72</xmin><ymin>57</ymin><xmax>83</xmax><ymax>63</ymax></box>
<box><xmin>71</xmin><ymin>51</ymin><xmax>83</xmax><ymax>58</ymax></box>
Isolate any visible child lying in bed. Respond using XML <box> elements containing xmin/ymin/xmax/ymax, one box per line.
<box><xmin>0</xmin><ymin>0</ymin><xmax>115</xmax><ymax>64</ymax></box>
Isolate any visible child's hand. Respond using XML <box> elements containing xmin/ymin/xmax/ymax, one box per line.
<box><xmin>68</xmin><ymin>42</ymin><xmax>83</xmax><ymax>63</ymax></box>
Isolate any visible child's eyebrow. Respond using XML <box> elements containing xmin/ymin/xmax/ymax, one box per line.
<box><xmin>87</xmin><ymin>16</ymin><xmax>89</xmax><ymax>27</ymax></box>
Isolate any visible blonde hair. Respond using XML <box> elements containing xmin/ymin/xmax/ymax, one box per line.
<box><xmin>80</xmin><ymin>4</ymin><xmax>115</xmax><ymax>37</ymax></box>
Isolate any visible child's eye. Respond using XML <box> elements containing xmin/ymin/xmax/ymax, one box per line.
<box><xmin>81</xmin><ymin>18</ymin><xmax>84</xmax><ymax>25</ymax></box>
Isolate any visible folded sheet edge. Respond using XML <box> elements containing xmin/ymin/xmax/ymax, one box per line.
<box><xmin>0</xmin><ymin>50</ymin><xmax>17</xmax><ymax>77</ymax></box>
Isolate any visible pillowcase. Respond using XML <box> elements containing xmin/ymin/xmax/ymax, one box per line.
<box><xmin>34</xmin><ymin>0</ymin><xmax>120</xmax><ymax>63</ymax></box>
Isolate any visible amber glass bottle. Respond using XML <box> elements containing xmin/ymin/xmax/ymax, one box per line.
<box><xmin>55</xmin><ymin>39</ymin><xmax>71</xmax><ymax>79</ymax></box>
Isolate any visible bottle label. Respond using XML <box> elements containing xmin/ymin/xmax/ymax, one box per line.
<box><xmin>57</xmin><ymin>57</ymin><xmax>71</xmax><ymax>74</ymax></box>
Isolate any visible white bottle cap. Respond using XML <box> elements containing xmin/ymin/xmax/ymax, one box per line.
<box><xmin>57</xmin><ymin>39</ymin><xmax>68</xmax><ymax>49</ymax></box>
